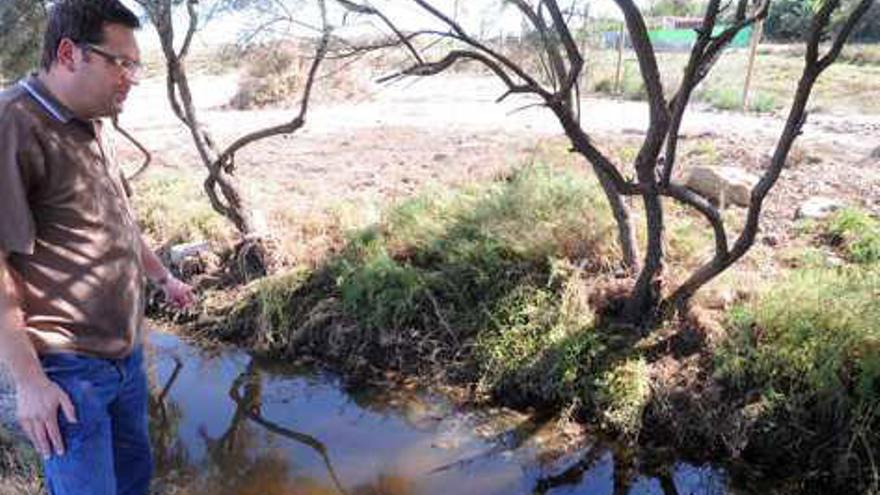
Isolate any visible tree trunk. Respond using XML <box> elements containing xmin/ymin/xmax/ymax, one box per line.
<box><xmin>624</xmin><ymin>187</ymin><xmax>663</xmax><ymax>324</ymax></box>
<box><xmin>551</xmin><ymin>105</ymin><xmax>639</xmax><ymax>271</ymax></box>
<box><xmin>594</xmin><ymin>167</ymin><xmax>639</xmax><ymax>271</ymax></box>
<box><xmin>144</xmin><ymin>0</ymin><xmax>267</xmax><ymax>279</ymax></box>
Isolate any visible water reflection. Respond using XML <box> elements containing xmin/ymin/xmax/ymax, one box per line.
<box><xmin>145</xmin><ymin>331</ymin><xmax>731</xmax><ymax>495</ymax></box>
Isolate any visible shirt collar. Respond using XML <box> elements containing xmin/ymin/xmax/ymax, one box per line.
<box><xmin>18</xmin><ymin>75</ymin><xmax>76</xmax><ymax>124</ymax></box>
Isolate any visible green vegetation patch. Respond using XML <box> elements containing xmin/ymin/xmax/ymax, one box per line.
<box><xmin>133</xmin><ymin>170</ymin><xmax>234</xmax><ymax>246</ymax></box>
<box><xmin>586</xmin><ymin>47</ymin><xmax>880</xmax><ymax>114</ymax></box>
<box><xmin>826</xmin><ymin>208</ymin><xmax>880</xmax><ymax>265</ymax></box>
<box><xmin>718</xmin><ymin>266</ymin><xmax>880</xmax><ymax>402</ymax></box>
<box><xmin>332</xmin><ymin>165</ymin><xmax>618</xmax><ymax>339</ymax></box>
<box><xmin>595</xmin><ymin>357</ymin><xmax>651</xmax><ymax>437</ymax></box>
<box><xmin>717</xmin><ymin>264</ymin><xmax>880</xmax><ymax>484</ymax></box>
<box><xmin>224</xmin><ymin>166</ymin><xmax>657</xmax><ymax>416</ymax></box>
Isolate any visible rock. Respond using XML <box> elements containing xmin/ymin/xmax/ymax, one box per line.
<box><xmin>169</xmin><ymin>241</ymin><xmax>210</xmax><ymax>266</ymax></box>
<box><xmin>762</xmin><ymin>234</ymin><xmax>780</xmax><ymax>247</ymax></box>
<box><xmin>685</xmin><ymin>166</ymin><xmax>759</xmax><ymax>207</ymax></box>
<box><xmin>825</xmin><ymin>255</ymin><xmax>845</xmax><ymax>268</ymax></box>
<box><xmin>871</xmin><ymin>146</ymin><xmax>880</xmax><ymax>159</ymax></box>
<box><xmin>795</xmin><ymin>197</ymin><xmax>845</xmax><ymax>220</ymax></box>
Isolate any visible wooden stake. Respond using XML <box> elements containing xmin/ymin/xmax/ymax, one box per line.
<box><xmin>614</xmin><ymin>22</ymin><xmax>626</xmax><ymax>95</ymax></box>
<box><xmin>742</xmin><ymin>19</ymin><xmax>764</xmax><ymax>111</ymax></box>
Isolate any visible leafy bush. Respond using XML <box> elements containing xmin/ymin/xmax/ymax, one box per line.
<box><xmin>716</xmin><ymin>264</ymin><xmax>880</xmax><ymax>488</ymax></box>
<box><xmin>764</xmin><ymin>0</ymin><xmax>813</xmax><ymax>42</ymax></box>
<box><xmin>595</xmin><ymin>357</ymin><xmax>650</xmax><ymax>436</ymax></box>
<box><xmin>764</xmin><ymin>0</ymin><xmax>880</xmax><ymax>42</ymax></box>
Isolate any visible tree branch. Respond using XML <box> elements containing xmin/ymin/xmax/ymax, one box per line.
<box><xmin>818</xmin><ymin>0</ymin><xmax>876</xmax><ymax>71</ymax></box>
<box><xmin>662</xmin><ymin>182</ymin><xmax>728</xmax><ymax>257</ymax></box>
<box><xmin>543</xmin><ymin>0</ymin><xmax>584</xmax><ymax>97</ymax></box>
<box><xmin>409</xmin><ymin>0</ymin><xmax>551</xmax><ymax>98</ymax></box>
<box><xmin>216</xmin><ymin>29</ymin><xmax>331</xmax><ymax>171</ymax></box>
<box><xmin>178</xmin><ymin>0</ymin><xmax>199</xmax><ymax>60</ymax></box>
<box><xmin>507</xmin><ymin>0</ymin><xmax>564</xmax><ymax>90</ymax></box>
<box><xmin>666</xmin><ymin>0</ymin><xmax>872</xmax><ymax>309</ymax></box>
<box><xmin>337</xmin><ymin>0</ymin><xmax>424</xmax><ymax>65</ymax></box>
<box><xmin>112</xmin><ymin>116</ymin><xmax>153</xmax><ymax>182</ymax></box>
<box><xmin>661</xmin><ymin>0</ymin><xmax>723</xmax><ymax>186</ymax></box>
<box><xmin>612</xmin><ymin>0</ymin><xmax>668</xmax><ymax>132</ymax></box>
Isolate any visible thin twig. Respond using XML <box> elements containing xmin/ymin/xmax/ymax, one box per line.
<box><xmin>112</xmin><ymin>115</ymin><xmax>153</xmax><ymax>181</ymax></box>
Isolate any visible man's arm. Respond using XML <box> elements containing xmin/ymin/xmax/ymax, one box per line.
<box><xmin>0</xmin><ymin>251</ymin><xmax>76</xmax><ymax>458</ymax></box>
<box><xmin>139</xmin><ymin>236</ymin><xmax>195</xmax><ymax>310</ymax></box>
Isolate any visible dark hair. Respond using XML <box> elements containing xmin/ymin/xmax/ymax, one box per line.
<box><xmin>41</xmin><ymin>0</ymin><xmax>140</xmax><ymax>71</ymax></box>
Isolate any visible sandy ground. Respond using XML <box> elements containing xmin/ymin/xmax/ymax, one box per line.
<box><xmin>115</xmin><ymin>71</ymin><xmax>880</xmax><ymax>246</ymax></box>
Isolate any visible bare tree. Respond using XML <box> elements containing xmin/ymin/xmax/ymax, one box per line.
<box><xmin>334</xmin><ymin>0</ymin><xmax>875</xmax><ymax>326</ymax></box>
<box><xmin>133</xmin><ymin>0</ymin><xmax>331</xmax><ymax>276</ymax></box>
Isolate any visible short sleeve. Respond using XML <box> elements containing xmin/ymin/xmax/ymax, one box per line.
<box><xmin>0</xmin><ymin>113</ymin><xmax>37</xmax><ymax>255</ymax></box>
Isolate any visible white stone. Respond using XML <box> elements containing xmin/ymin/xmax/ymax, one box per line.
<box><xmin>169</xmin><ymin>241</ymin><xmax>210</xmax><ymax>265</ymax></box>
<box><xmin>685</xmin><ymin>166</ymin><xmax>759</xmax><ymax>207</ymax></box>
<box><xmin>796</xmin><ymin>197</ymin><xmax>845</xmax><ymax>220</ymax></box>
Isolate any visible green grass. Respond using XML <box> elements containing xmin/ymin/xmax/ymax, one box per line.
<box><xmin>330</xmin><ymin>164</ymin><xmax>618</xmax><ymax>341</ymax></box>
<box><xmin>587</xmin><ymin>45</ymin><xmax>880</xmax><ymax>114</ymax></box>
<box><xmin>764</xmin><ymin>43</ymin><xmax>880</xmax><ymax>67</ymax></box>
<box><xmin>226</xmin><ymin>165</ymin><xmax>658</xmax><ymax>418</ymax></box>
<box><xmin>474</xmin><ymin>260</ymin><xmax>602</xmax><ymax>403</ymax></box>
<box><xmin>718</xmin><ymin>265</ymin><xmax>880</xmax><ymax>401</ymax></box>
<box><xmin>716</xmin><ymin>263</ymin><xmax>880</xmax><ymax>485</ymax></box>
<box><xmin>132</xmin><ymin>169</ymin><xmax>235</xmax><ymax>246</ymax></box>
<box><xmin>826</xmin><ymin>208</ymin><xmax>880</xmax><ymax>265</ymax></box>
<box><xmin>595</xmin><ymin>357</ymin><xmax>650</xmax><ymax>437</ymax></box>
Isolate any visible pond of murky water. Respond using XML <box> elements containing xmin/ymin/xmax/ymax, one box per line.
<box><xmin>147</xmin><ymin>330</ymin><xmax>735</xmax><ymax>495</ymax></box>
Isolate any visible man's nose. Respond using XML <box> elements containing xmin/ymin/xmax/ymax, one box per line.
<box><xmin>125</xmin><ymin>71</ymin><xmax>140</xmax><ymax>85</ymax></box>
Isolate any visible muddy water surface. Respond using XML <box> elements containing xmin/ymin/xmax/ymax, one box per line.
<box><xmin>148</xmin><ymin>331</ymin><xmax>732</xmax><ymax>495</ymax></box>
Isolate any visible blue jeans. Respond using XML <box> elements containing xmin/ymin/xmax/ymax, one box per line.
<box><xmin>40</xmin><ymin>347</ymin><xmax>152</xmax><ymax>495</ymax></box>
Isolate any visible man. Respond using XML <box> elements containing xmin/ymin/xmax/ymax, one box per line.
<box><xmin>0</xmin><ymin>1</ymin><xmax>194</xmax><ymax>494</ymax></box>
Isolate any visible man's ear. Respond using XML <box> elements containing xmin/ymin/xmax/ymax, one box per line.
<box><xmin>55</xmin><ymin>38</ymin><xmax>79</xmax><ymax>72</ymax></box>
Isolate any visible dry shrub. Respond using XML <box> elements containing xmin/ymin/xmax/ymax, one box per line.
<box><xmin>228</xmin><ymin>40</ymin><xmax>366</xmax><ymax>110</ymax></box>
<box><xmin>228</xmin><ymin>40</ymin><xmax>303</xmax><ymax>110</ymax></box>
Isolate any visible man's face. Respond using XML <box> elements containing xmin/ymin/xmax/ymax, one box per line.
<box><xmin>73</xmin><ymin>23</ymin><xmax>141</xmax><ymax>118</ymax></box>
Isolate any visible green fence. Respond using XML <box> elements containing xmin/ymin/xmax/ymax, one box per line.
<box><xmin>648</xmin><ymin>25</ymin><xmax>753</xmax><ymax>51</ymax></box>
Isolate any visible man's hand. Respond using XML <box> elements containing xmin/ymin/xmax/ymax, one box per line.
<box><xmin>16</xmin><ymin>377</ymin><xmax>77</xmax><ymax>459</ymax></box>
<box><xmin>161</xmin><ymin>275</ymin><xmax>195</xmax><ymax>310</ymax></box>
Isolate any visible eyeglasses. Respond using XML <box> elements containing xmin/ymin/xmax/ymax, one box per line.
<box><xmin>82</xmin><ymin>44</ymin><xmax>142</xmax><ymax>80</ymax></box>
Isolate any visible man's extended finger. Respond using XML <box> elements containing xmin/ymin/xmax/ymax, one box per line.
<box><xmin>30</xmin><ymin>421</ymin><xmax>51</xmax><ymax>458</ymax></box>
<box><xmin>45</xmin><ymin>415</ymin><xmax>65</xmax><ymax>456</ymax></box>
<box><xmin>59</xmin><ymin>391</ymin><xmax>77</xmax><ymax>424</ymax></box>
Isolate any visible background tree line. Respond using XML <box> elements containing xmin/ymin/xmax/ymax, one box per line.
<box><xmin>765</xmin><ymin>0</ymin><xmax>880</xmax><ymax>40</ymax></box>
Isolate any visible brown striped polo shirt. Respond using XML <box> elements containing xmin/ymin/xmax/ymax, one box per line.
<box><xmin>0</xmin><ymin>76</ymin><xmax>145</xmax><ymax>359</ymax></box>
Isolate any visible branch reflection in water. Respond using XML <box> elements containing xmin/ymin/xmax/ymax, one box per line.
<box><xmin>148</xmin><ymin>351</ymin><xmax>418</xmax><ymax>495</ymax></box>
<box><xmin>143</xmin><ymin>333</ymin><xmax>729</xmax><ymax>495</ymax></box>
